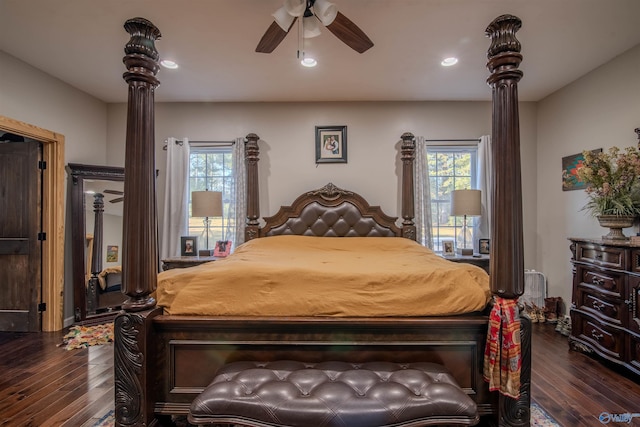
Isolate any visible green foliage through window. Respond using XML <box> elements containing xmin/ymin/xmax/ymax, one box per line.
<box><xmin>427</xmin><ymin>145</ymin><xmax>478</xmax><ymax>252</ymax></box>
<box><xmin>188</xmin><ymin>146</ymin><xmax>234</xmax><ymax>248</ymax></box>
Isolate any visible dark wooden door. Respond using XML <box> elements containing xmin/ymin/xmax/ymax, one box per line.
<box><xmin>0</xmin><ymin>140</ymin><xmax>42</xmax><ymax>332</ymax></box>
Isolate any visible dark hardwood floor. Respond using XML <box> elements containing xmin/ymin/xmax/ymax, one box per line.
<box><xmin>1</xmin><ymin>322</ymin><xmax>639</xmax><ymax>426</ymax></box>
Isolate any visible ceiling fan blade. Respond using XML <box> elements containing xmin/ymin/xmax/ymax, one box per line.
<box><xmin>325</xmin><ymin>11</ymin><xmax>373</xmax><ymax>54</ymax></box>
<box><xmin>256</xmin><ymin>18</ymin><xmax>297</xmax><ymax>53</ymax></box>
<box><xmin>109</xmin><ymin>197</ymin><xmax>124</xmax><ymax>204</ymax></box>
<box><xmin>103</xmin><ymin>189</ymin><xmax>124</xmax><ymax>195</ymax></box>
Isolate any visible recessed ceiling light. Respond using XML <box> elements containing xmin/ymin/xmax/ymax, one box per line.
<box><xmin>301</xmin><ymin>57</ymin><xmax>317</xmax><ymax>67</ymax></box>
<box><xmin>441</xmin><ymin>57</ymin><xmax>458</xmax><ymax>67</ymax></box>
<box><xmin>160</xmin><ymin>59</ymin><xmax>179</xmax><ymax>69</ymax></box>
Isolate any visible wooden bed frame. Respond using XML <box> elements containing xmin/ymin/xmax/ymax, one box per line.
<box><xmin>114</xmin><ymin>15</ymin><xmax>530</xmax><ymax>427</ymax></box>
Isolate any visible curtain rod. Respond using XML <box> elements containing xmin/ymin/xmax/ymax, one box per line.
<box><xmin>425</xmin><ymin>138</ymin><xmax>481</xmax><ymax>142</ymax></box>
<box><xmin>162</xmin><ymin>140</ymin><xmax>234</xmax><ymax>150</ymax></box>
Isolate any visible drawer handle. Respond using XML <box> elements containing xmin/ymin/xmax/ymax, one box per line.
<box><xmin>591</xmin><ymin>330</ymin><xmax>604</xmax><ymax>341</ymax></box>
<box><xmin>592</xmin><ymin>277</ymin><xmax>604</xmax><ymax>286</ymax></box>
<box><xmin>595</xmin><ymin>254</ymin><xmax>603</xmax><ymax>259</ymax></box>
<box><xmin>592</xmin><ymin>301</ymin><xmax>605</xmax><ymax>311</ymax></box>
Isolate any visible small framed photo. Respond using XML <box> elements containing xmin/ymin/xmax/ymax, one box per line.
<box><xmin>106</xmin><ymin>245</ymin><xmax>119</xmax><ymax>263</ymax></box>
<box><xmin>479</xmin><ymin>238</ymin><xmax>490</xmax><ymax>255</ymax></box>
<box><xmin>214</xmin><ymin>240</ymin><xmax>232</xmax><ymax>257</ymax></box>
<box><xmin>316</xmin><ymin>125</ymin><xmax>347</xmax><ymax>164</ymax></box>
<box><xmin>181</xmin><ymin>236</ymin><xmax>198</xmax><ymax>256</ymax></box>
<box><xmin>442</xmin><ymin>239</ymin><xmax>455</xmax><ymax>256</ymax></box>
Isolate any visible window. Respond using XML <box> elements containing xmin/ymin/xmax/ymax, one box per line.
<box><xmin>427</xmin><ymin>145</ymin><xmax>478</xmax><ymax>252</ymax></box>
<box><xmin>188</xmin><ymin>145</ymin><xmax>234</xmax><ymax>250</ymax></box>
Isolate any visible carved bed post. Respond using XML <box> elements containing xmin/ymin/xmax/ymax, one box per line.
<box><xmin>400</xmin><ymin>132</ymin><xmax>416</xmax><ymax>240</ymax></box>
<box><xmin>87</xmin><ymin>193</ymin><xmax>104</xmax><ymax>315</ymax></box>
<box><xmin>245</xmin><ymin>133</ymin><xmax>260</xmax><ymax>241</ymax></box>
<box><xmin>121</xmin><ymin>17</ymin><xmax>161</xmax><ymax>311</ymax></box>
<box><xmin>486</xmin><ymin>15</ymin><xmax>524</xmax><ymax>299</ymax></box>
<box><xmin>114</xmin><ymin>18</ymin><xmax>162</xmax><ymax>427</ymax></box>
<box><xmin>486</xmin><ymin>15</ymin><xmax>530</xmax><ymax>426</ymax></box>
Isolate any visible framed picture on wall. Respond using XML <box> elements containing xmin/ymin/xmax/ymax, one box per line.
<box><xmin>315</xmin><ymin>125</ymin><xmax>347</xmax><ymax>164</ymax></box>
<box><xmin>106</xmin><ymin>245</ymin><xmax>119</xmax><ymax>262</ymax></box>
<box><xmin>181</xmin><ymin>236</ymin><xmax>198</xmax><ymax>256</ymax></box>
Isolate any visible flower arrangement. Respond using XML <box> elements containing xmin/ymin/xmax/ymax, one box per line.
<box><xmin>575</xmin><ymin>146</ymin><xmax>640</xmax><ymax>217</ymax></box>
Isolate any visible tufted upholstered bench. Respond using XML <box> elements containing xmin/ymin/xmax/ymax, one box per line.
<box><xmin>188</xmin><ymin>360</ymin><xmax>479</xmax><ymax>427</ymax></box>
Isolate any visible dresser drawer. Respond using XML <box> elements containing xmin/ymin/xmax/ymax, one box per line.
<box><xmin>575</xmin><ymin>289</ymin><xmax>624</xmax><ymax>326</ymax></box>
<box><xmin>573</xmin><ymin>312</ymin><xmax>624</xmax><ymax>360</ymax></box>
<box><xmin>628</xmin><ymin>333</ymin><xmax>640</xmax><ymax>375</ymax></box>
<box><xmin>576</xmin><ymin>265</ymin><xmax>625</xmax><ymax>299</ymax></box>
<box><xmin>575</xmin><ymin>242</ymin><xmax>627</xmax><ymax>269</ymax></box>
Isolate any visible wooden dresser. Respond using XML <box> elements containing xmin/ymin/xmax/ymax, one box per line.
<box><xmin>569</xmin><ymin>238</ymin><xmax>640</xmax><ymax>376</ymax></box>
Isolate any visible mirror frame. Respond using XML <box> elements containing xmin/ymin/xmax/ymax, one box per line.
<box><xmin>67</xmin><ymin>163</ymin><xmax>124</xmax><ymax>323</ymax></box>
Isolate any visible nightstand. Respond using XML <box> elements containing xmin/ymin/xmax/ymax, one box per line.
<box><xmin>443</xmin><ymin>254</ymin><xmax>490</xmax><ymax>274</ymax></box>
<box><xmin>161</xmin><ymin>256</ymin><xmax>218</xmax><ymax>271</ymax></box>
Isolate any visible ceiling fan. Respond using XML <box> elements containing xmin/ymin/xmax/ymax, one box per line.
<box><xmin>103</xmin><ymin>189</ymin><xmax>124</xmax><ymax>204</ymax></box>
<box><xmin>256</xmin><ymin>0</ymin><xmax>374</xmax><ymax>54</ymax></box>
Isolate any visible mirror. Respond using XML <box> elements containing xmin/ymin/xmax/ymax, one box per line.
<box><xmin>67</xmin><ymin>163</ymin><xmax>125</xmax><ymax>323</ymax></box>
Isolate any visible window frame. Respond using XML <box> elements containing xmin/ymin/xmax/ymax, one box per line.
<box><xmin>426</xmin><ymin>143</ymin><xmax>479</xmax><ymax>253</ymax></box>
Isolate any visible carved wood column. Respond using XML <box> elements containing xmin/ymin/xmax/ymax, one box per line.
<box><xmin>121</xmin><ymin>17</ymin><xmax>161</xmax><ymax>311</ymax></box>
<box><xmin>400</xmin><ymin>132</ymin><xmax>416</xmax><ymax>240</ymax></box>
<box><xmin>245</xmin><ymin>133</ymin><xmax>260</xmax><ymax>241</ymax></box>
<box><xmin>87</xmin><ymin>193</ymin><xmax>104</xmax><ymax>314</ymax></box>
<box><xmin>486</xmin><ymin>14</ymin><xmax>524</xmax><ymax>299</ymax></box>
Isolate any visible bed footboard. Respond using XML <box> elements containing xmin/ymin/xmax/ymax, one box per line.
<box><xmin>114</xmin><ymin>311</ymin><xmax>531</xmax><ymax>426</ymax></box>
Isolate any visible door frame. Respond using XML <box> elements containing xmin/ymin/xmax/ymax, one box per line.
<box><xmin>0</xmin><ymin>115</ymin><xmax>65</xmax><ymax>331</ymax></box>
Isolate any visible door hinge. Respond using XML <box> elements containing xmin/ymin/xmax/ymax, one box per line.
<box><xmin>38</xmin><ymin>302</ymin><xmax>47</xmax><ymax>312</ymax></box>
<box><xmin>38</xmin><ymin>160</ymin><xmax>47</xmax><ymax>170</ymax></box>
<box><xmin>38</xmin><ymin>232</ymin><xmax>46</xmax><ymax>241</ymax></box>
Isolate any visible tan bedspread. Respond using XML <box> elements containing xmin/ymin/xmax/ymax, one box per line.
<box><xmin>157</xmin><ymin>236</ymin><xmax>491</xmax><ymax>317</ymax></box>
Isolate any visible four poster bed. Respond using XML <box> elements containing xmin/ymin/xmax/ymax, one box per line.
<box><xmin>114</xmin><ymin>15</ymin><xmax>530</xmax><ymax>427</ymax></box>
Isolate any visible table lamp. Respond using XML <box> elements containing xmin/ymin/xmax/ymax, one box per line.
<box><xmin>450</xmin><ymin>189</ymin><xmax>481</xmax><ymax>255</ymax></box>
<box><xmin>191</xmin><ymin>190</ymin><xmax>222</xmax><ymax>256</ymax></box>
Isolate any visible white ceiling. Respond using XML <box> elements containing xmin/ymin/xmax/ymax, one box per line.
<box><xmin>1</xmin><ymin>0</ymin><xmax>640</xmax><ymax>103</ymax></box>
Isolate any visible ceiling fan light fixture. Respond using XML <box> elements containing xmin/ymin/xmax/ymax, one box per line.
<box><xmin>301</xmin><ymin>56</ymin><xmax>317</xmax><ymax>67</ymax></box>
<box><xmin>441</xmin><ymin>57</ymin><xmax>459</xmax><ymax>67</ymax></box>
<box><xmin>273</xmin><ymin>6</ymin><xmax>296</xmax><ymax>31</ymax></box>
<box><xmin>314</xmin><ymin>0</ymin><xmax>337</xmax><ymax>26</ymax></box>
<box><xmin>284</xmin><ymin>0</ymin><xmax>306</xmax><ymax>17</ymax></box>
<box><xmin>160</xmin><ymin>59</ymin><xmax>179</xmax><ymax>69</ymax></box>
<box><xmin>303</xmin><ymin>16</ymin><xmax>322</xmax><ymax>38</ymax></box>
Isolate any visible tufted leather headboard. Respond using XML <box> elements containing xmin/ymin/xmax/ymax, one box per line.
<box><xmin>260</xmin><ymin>183</ymin><xmax>405</xmax><ymax>239</ymax></box>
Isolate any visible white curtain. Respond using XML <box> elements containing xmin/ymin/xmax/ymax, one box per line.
<box><xmin>414</xmin><ymin>136</ymin><xmax>434</xmax><ymax>249</ymax></box>
<box><xmin>160</xmin><ymin>137</ymin><xmax>190</xmax><ymax>259</ymax></box>
<box><xmin>231</xmin><ymin>137</ymin><xmax>247</xmax><ymax>247</ymax></box>
<box><xmin>477</xmin><ymin>135</ymin><xmax>493</xmax><ymax>242</ymax></box>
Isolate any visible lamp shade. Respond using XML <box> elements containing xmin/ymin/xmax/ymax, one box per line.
<box><xmin>192</xmin><ymin>191</ymin><xmax>222</xmax><ymax>218</ymax></box>
<box><xmin>314</xmin><ymin>0</ymin><xmax>338</xmax><ymax>26</ymax></box>
<box><xmin>272</xmin><ymin>6</ymin><xmax>296</xmax><ymax>31</ymax></box>
<box><xmin>450</xmin><ymin>189</ymin><xmax>481</xmax><ymax>217</ymax></box>
<box><xmin>303</xmin><ymin>16</ymin><xmax>321</xmax><ymax>38</ymax></box>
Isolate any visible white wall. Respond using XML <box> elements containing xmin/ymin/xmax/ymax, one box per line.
<box><xmin>537</xmin><ymin>44</ymin><xmax>640</xmax><ymax>312</ymax></box>
<box><xmin>0</xmin><ymin>50</ymin><xmax>109</xmax><ymax>325</ymax></box>
<box><xmin>107</xmin><ymin>100</ymin><xmax>539</xmax><ymax>269</ymax></box>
